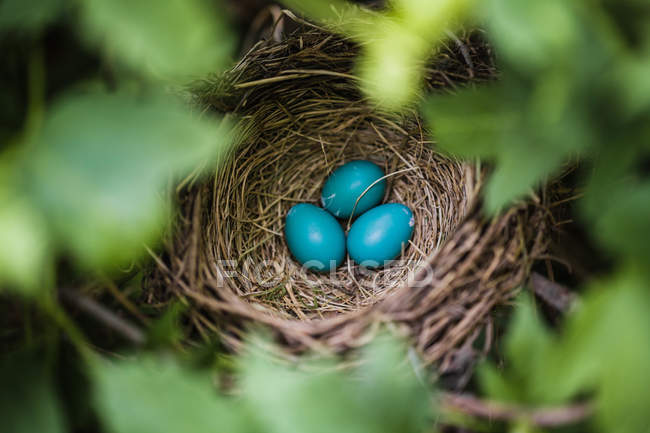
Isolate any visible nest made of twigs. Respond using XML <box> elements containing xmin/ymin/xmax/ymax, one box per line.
<box><xmin>144</xmin><ymin>19</ymin><xmax>553</xmax><ymax>369</ymax></box>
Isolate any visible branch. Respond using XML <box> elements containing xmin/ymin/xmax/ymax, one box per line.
<box><xmin>530</xmin><ymin>272</ymin><xmax>577</xmax><ymax>313</ymax></box>
<box><xmin>440</xmin><ymin>392</ymin><xmax>593</xmax><ymax>428</ymax></box>
<box><xmin>59</xmin><ymin>288</ymin><xmax>146</xmax><ymax>346</ymax></box>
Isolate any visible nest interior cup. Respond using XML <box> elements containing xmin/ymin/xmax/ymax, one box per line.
<box><xmin>145</xmin><ymin>21</ymin><xmax>552</xmax><ymax>369</ymax></box>
<box><xmin>212</xmin><ymin>120</ymin><xmax>477</xmax><ymax>319</ymax></box>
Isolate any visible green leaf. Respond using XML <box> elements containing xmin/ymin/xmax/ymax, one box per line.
<box><xmin>545</xmin><ymin>270</ymin><xmax>650</xmax><ymax>433</ymax></box>
<box><xmin>0</xmin><ymin>0</ymin><xmax>64</xmax><ymax>34</ymax></box>
<box><xmin>26</xmin><ymin>91</ymin><xmax>232</xmax><ymax>270</ymax></box>
<box><xmin>481</xmin><ymin>0</ymin><xmax>579</xmax><ymax>72</ymax></box>
<box><xmin>0</xmin><ymin>350</ymin><xmax>66</xmax><ymax>433</ymax></box>
<box><xmin>503</xmin><ymin>296</ymin><xmax>553</xmax><ymax>390</ymax></box>
<box><xmin>477</xmin><ymin>294</ymin><xmax>555</xmax><ymax>404</ymax></box>
<box><xmin>279</xmin><ymin>0</ymin><xmax>371</xmax><ymax>32</ymax></box>
<box><xmin>580</xmin><ymin>138</ymin><xmax>650</xmax><ymax>264</ymax></box>
<box><xmin>424</xmin><ymin>78</ymin><xmax>590</xmax><ymax>213</ymax></box>
<box><xmin>0</xmin><ymin>197</ymin><xmax>51</xmax><ymax>294</ymax></box>
<box><xmin>240</xmin><ymin>333</ymin><xmax>431</xmax><ymax>433</ymax></box>
<box><xmin>424</xmin><ymin>86</ymin><xmax>521</xmax><ymax>159</ymax></box>
<box><xmin>78</xmin><ymin>0</ymin><xmax>234</xmax><ymax>79</ymax></box>
<box><xmin>616</xmin><ymin>54</ymin><xmax>650</xmax><ymax>116</ymax></box>
<box><xmin>484</xmin><ymin>142</ymin><xmax>565</xmax><ymax>213</ymax></box>
<box><xmin>479</xmin><ymin>271</ymin><xmax>650</xmax><ymax>433</ymax></box>
<box><xmin>355</xmin><ymin>334</ymin><xmax>433</xmax><ymax>433</ymax></box>
<box><xmin>357</xmin><ymin>22</ymin><xmax>429</xmax><ymax>110</ymax></box>
<box><xmin>146</xmin><ymin>301</ymin><xmax>187</xmax><ymax>347</ymax></box>
<box><xmin>92</xmin><ymin>356</ymin><xmax>247</xmax><ymax>433</ymax></box>
<box><xmin>0</xmin><ymin>161</ymin><xmax>51</xmax><ymax>294</ymax></box>
<box><xmin>591</xmin><ymin>181</ymin><xmax>650</xmax><ymax>263</ymax></box>
<box><xmin>241</xmin><ymin>354</ymin><xmax>360</xmax><ymax>433</ymax></box>
<box><xmin>477</xmin><ymin>363</ymin><xmax>520</xmax><ymax>402</ymax></box>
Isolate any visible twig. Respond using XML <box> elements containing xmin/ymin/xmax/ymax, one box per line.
<box><xmin>59</xmin><ymin>288</ymin><xmax>146</xmax><ymax>346</ymax></box>
<box><xmin>440</xmin><ymin>393</ymin><xmax>593</xmax><ymax>428</ymax></box>
<box><xmin>530</xmin><ymin>272</ymin><xmax>577</xmax><ymax>313</ymax></box>
<box><xmin>444</xmin><ymin>29</ymin><xmax>474</xmax><ymax>79</ymax></box>
<box><xmin>102</xmin><ymin>277</ymin><xmax>151</xmax><ymax>325</ymax></box>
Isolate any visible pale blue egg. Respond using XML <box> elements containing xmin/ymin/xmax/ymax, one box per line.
<box><xmin>347</xmin><ymin>203</ymin><xmax>414</xmax><ymax>267</ymax></box>
<box><xmin>321</xmin><ymin>160</ymin><xmax>386</xmax><ymax>219</ymax></box>
<box><xmin>284</xmin><ymin>203</ymin><xmax>346</xmax><ymax>272</ymax></box>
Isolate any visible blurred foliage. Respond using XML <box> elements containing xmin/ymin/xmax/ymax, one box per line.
<box><xmin>283</xmin><ymin>0</ymin><xmax>472</xmax><ymax>108</ymax></box>
<box><xmin>92</xmin><ymin>355</ymin><xmax>246</xmax><ymax>433</ymax></box>
<box><xmin>79</xmin><ymin>0</ymin><xmax>235</xmax><ymax>80</ymax></box>
<box><xmin>239</xmin><ymin>335</ymin><xmax>432</xmax><ymax>433</ymax></box>
<box><xmin>0</xmin><ymin>0</ymin><xmax>234</xmax><ymax>292</ymax></box>
<box><xmin>0</xmin><ymin>195</ymin><xmax>51</xmax><ymax>292</ymax></box>
<box><xmin>1</xmin><ymin>350</ymin><xmax>66</xmax><ymax>433</ymax></box>
<box><xmin>25</xmin><ymin>91</ymin><xmax>229</xmax><ymax>271</ymax></box>
<box><xmin>427</xmin><ymin>0</ymin><xmax>650</xmax><ymax>216</ymax></box>
<box><xmin>480</xmin><ymin>269</ymin><xmax>650</xmax><ymax>433</ymax></box>
<box><xmin>0</xmin><ymin>1</ymin><xmax>649</xmax><ymax>433</ymax></box>
<box><xmin>0</xmin><ymin>0</ymin><xmax>66</xmax><ymax>35</ymax></box>
<box><xmin>91</xmin><ymin>335</ymin><xmax>430</xmax><ymax>433</ymax></box>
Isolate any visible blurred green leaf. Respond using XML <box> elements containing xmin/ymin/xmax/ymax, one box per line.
<box><xmin>477</xmin><ymin>363</ymin><xmax>519</xmax><ymax>402</ymax></box>
<box><xmin>0</xmin><ymin>0</ymin><xmax>64</xmax><ymax>34</ymax></box>
<box><xmin>591</xmin><ymin>182</ymin><xmax>650</xmax><ymax>263</ymax></box>
<box><xmin>616</xmin><ymin>53</ymin><xmax>650</xmax><ymax>116</ymax></box>
<box><xmin>79</xmin><ymin>0</ymin><xmax>234</xmax><ymax>79</ymax></box>
<box><xmin>241</xmin><ymin>354</ymin><xmax>360</xmax><ymax>433</ymax></box>
<box><xmin>484</xmin><ymin>142</ymin><xmax>566</xmax><ymax>213</ymax></box>
<box><xmin>581</xmin><ymin>138</ymin><xmax>650</xmax><ymax>263</ymax></box>
<box><xmin>477</xmin><ymin>295</ymin><xmax>555</xmax><ymax>404</ymax></box>
<box><xmin>0</xmin><ymin>197</ymin><xmax>51</xmax><ymax>294</ymax></box>
<box><xmin>481</xmin><ymin>0</ymin><xmax>578</xmax><ymax>72</ymax></box>
<box><xmin>356</xmin><ymin>0</ymin><xmax>474</xmax><ymax>109</ymax></box>
<box><xmin>0</xmin><ymin>350</ymin><xmax>66</xmax><ymax>433</ymax></box>
<box><xmin>480</xmin><ymin>270</ymin><xmax>650</xmax><ymax>433</ymax></box>
<box><xmin>146</xmin><ymin>301</ymin><xmax>187</xmax><ymax>347</ymax></box>
<box><xmin>541</xmin><ymin>269</ymin><xmax>650</xmax><ymax>433</ymax></box>
<box><xmin>285</xmin><ymin>0</ymin><xmax>473</xmax><ymax>109</ymax></box>
<box><xmin>390</xmin><ymin>0</ymin><xmax>474</xmax><ymax>37</ymax></box>
<box><xmin>240</xmin><ymin>333</ymin><xmax>431</xmax><ymax>433</ymax></box>
<box><xmin>357</xmin><ymin>20</ymin><xmax>429</xmax><ymax>110</ymax></box>
<box><xmin>93</xmin><ymin>356</ymin><xmax>246</xmax><ymax>433</ymax></box>
<box><xmin>279</xmin><ymin>0</ymin><xmax>372</xmax><ymax>32</ymax></box>
<box><xmin>425</xmin><ymin>77</ymin><xmax>590</xmax><ymax>213</ymax></box>
<box><xmin>423</xmin><ymin>86</ymin><xmax>521</xmax><ymax>158</ymax></box>
<box><xmin>587</xmin><ymin>273</ymin><xmax>650</xmax><ymax>433</ymax></box>
<box><xmin>502</xmin><ymin>297</ymin><xmax>553</xmax><ymax>396</ymax></box>
<box><xmin>0</xmin><ymin>160</ymin><xmax>51</xmax><ymax>294</ymax></box>
<box><xmin>25</xmin><ymin>91</ymin><xmax>231</xmax><ymax>270</ymax></box>
<box><xmin>354</xmin><ymin>334</ymin><xmax>433</xmax><ymax>433</ymax></box>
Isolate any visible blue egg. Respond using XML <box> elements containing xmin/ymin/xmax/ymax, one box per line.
<box><xmin>347</xmin><ymin>203</ymin><xmax>415</xmax><ymax>267</ymax></box>
<box><xmin>284</xmin><ymin>203</ymin><xmax>346</xmax><ymax>272</ymax></box>
<box><xmin>321</xmin><ymin>160</ymin><xmax>386</xmax><ymax>219</ymax></box>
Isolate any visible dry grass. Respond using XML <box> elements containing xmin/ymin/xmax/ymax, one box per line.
<box><xmin>210</xmin><ymin>114</ymin><xmax>479</xmax><ymax>320</ymax></box>
<box><xmin>143</xmin><ymin>18</ymin><xmax>554</xmax><ymax>369</ymax></box>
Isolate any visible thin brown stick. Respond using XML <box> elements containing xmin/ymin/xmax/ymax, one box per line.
<box><xmin>103</xmin><ymin>277</ymin><xmax>151</xmax><ymax>325</ymax></box>
<box><xmin>441</xmin><ymin>392</ymin><xmax>593</xmax><ymax>428</ymax></box>
<box><xmin>530</xmin><ymin>272</ymin><xmax>576</xmax><ymax>313</ymax></box>
<box><xmin>59</xmin><ymin>288</ymin><xmax>145</xmax><ymax>346</ymax></box>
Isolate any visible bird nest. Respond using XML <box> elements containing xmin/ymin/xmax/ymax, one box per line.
<box><xmin>143</xmin><ymin>23</ymin><xmax>553</xmax><ymax>369</ymax></box>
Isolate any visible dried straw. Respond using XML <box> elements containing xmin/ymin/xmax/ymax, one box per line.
<box><xmin>144</xmin><ymin>20</ymin><xmax>553</xmax><ymax>368</ymax></box>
